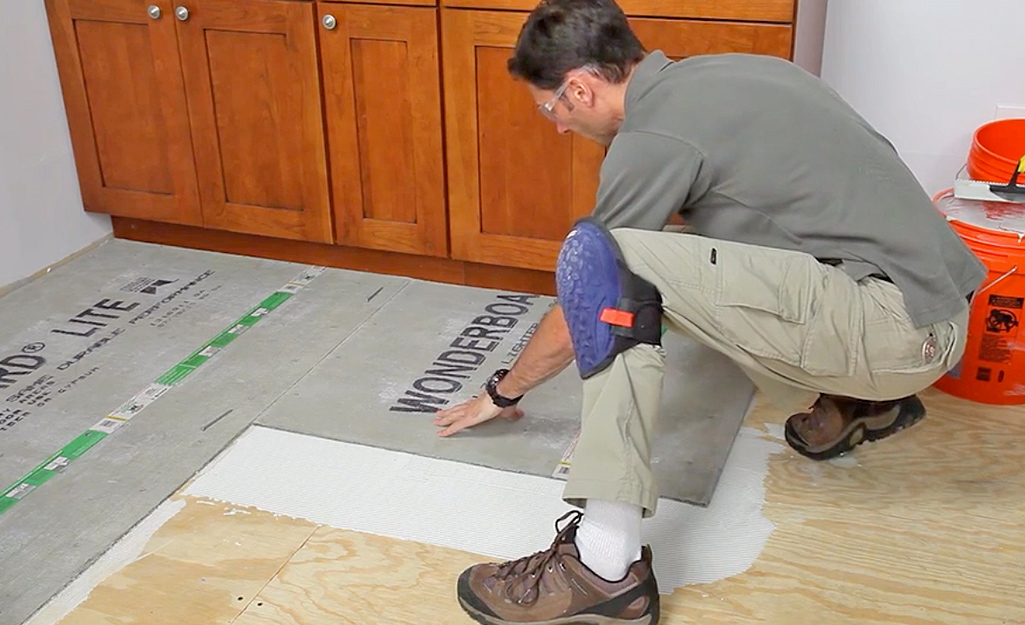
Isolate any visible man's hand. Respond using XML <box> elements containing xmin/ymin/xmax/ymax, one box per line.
<box><xmin>433</xmin><ymin>394</ymin><xmax>523</xmax><ymax>437</ymax></box>
<box><xmin>433</xmin><ymin>304</ymin><xmax>574</xmax><ymax>438</ymax></box>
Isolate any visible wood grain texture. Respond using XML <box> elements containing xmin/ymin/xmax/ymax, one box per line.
<box><xmin>441</xmin><ymin>9</ymin><xmax>603</xmax><ymax>272</ymax></box>
<box><xmin>54</xmin><ymin>496</ymin><xmax>316</xmax><ymax>625</ymax></box>
<box><xmin>630</xmin><ymin>18</ymin><xmax>792</xmax><ymax>59</ymax></box>
<box><xmin>112</xmin><ymin>217</ymin><xmax>466</xmax><ymax>286</ymax></box>
<box><xmin>321</xmin><ymin>0</ymin><xmax>438</xmax><ymax>7</ymax></box>
<box><xmin>75</xmin><ymin>21</ymin><xmax>174</xmax><ymax>195</ymax></box>
<box><xmin>178</xmin><ymin>0</ymin><xmax>332</xmax><ymax>243</ymax></box>
<box><xmin>441</xmin><ymin>10</ymin><xmax>794</xmax><ymax>273</ymax></box>
<box><xmin>439</xmin><ymin>0</ymin><xmax>796</xmax><ymax>23</ymax></box>
<box><xmin>112</xmin><ymin>217</ymin><xmax>560</xmax><ymax>295</ymax></box>
<box><xmin>43</xmin><ymin>0</ymin><xmax>202</xmax><ymax>225</ymax></box>
<box><xmin>45</xmin><ymin>387</ymin><xmax>1025</xmax><ymax>625</ymax></box>
<box><xmin>321</xmin><ymin>4</ymin><xmax>448</xmax><ymax>257</ymax></box>
<box><xmin>463</xmin><ymin>262</ymin><xmax>556</xmax><ymax>295</ymax></box>
<box><xmin>232</xmin><ymin>528</ymin><xmax>485</xmax><ymax>625</ymax></box>
<box><xmin>476</xmin><ymin>45</ymin><xmax>574</xmax><ymax>241</ymax></box>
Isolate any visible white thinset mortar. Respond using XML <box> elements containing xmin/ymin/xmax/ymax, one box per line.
<box><xmin>180</xmin><ymin>425</ymin><xmax>785</xmax><ymax>592</ymax></box>
<box><xmin>29</xmin><ymin>423</ymin><xmax>785</xmax><ymax>623</ymax></box>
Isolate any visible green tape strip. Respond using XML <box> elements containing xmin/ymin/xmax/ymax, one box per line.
<box><xmin>0</xmin><ymin>268</ymin><xmax>324</xmax><ymax>516</ymax></box>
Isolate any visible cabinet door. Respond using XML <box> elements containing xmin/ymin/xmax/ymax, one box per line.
<box><xmin>441</xmin><ymin>9</ymin><xmax>605</xmax><ymax>272</ymax></box>
<box><xmin>320</xmin><ymin>4</ymin><xmax>447</xmax><ymax>257</ymax></box>
<box><xmin>43</xmin><ymin>0</ymin><xmax>201</xmax><ymax>225</ymax></box>
<box><xmin>176</xmin><ymin>0</ymin><xmax>332</xmax><ymax>243</ymax></box>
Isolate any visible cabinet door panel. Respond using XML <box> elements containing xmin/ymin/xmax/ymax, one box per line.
<box><xmin>321</xmin><ymin>4</ymin><xmax>447</xmax><ymax>257</ymax></box>
<box><xmin>44</xmin><ymin>0</ymin><xmax>201</xmax><ymax>224</ymax></box>
<box><xmin>442</xmin><ymin>9</ymin><xmax>604</xmax><ymax>272</ymax></box>
<box><xmin>177</xmin><ymin>0</ymin><xmax>332</xmax><ymax>242</ymax></box>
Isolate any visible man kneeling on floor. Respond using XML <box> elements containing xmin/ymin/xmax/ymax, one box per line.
<box><xmin>433</xmin><ymin>0</ymin><xmax>986</xmax><ymax>622</ymax></box>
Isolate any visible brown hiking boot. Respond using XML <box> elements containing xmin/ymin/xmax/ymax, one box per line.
<box><xmin>785</xmin><ymin>394</ymin><xmax>927</xmax><ymax>460</ymax></box>
<box><xmin>456</xmin><ymin>511</ymin><xmax>660</xmax><ymax>625</ymax></box>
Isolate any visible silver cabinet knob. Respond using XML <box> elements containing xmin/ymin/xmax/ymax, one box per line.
<box><xmin>175</xmin><ymin>6</ymin><xmax>189</xmax><ymax>21</ymax></box>
<box><xmin>322</xmin><ymin>14</ymin><xmax>337</xmax><ymax>30</ymax></box>
<box><xmin>147</xmin><ymin>5</ymin><xmax>161</xmax><ymax>19</ymax></box>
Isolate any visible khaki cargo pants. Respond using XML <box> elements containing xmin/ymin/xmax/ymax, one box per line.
<box><xmin>562</xmin><ymin>228</ymin><xmax>969</xmax><ymax>517</ymax></box>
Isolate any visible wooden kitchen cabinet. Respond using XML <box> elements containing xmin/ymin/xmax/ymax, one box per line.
<box><xmin>176</xmin><ymin>0</ymin><xmax>333</xmax><ymax>243</ymax></box>
<box><xmin>45</xmin><ymin>0</ymin><xmax>332</xmax><ymax>243</ymax></box>
<box><xmin>46</xmin><ymin>0</ymin><xmax>800</xmax><ymax>294</ymax></box>
<box><xmin>318</xmin><ymin>4</ymin><xmax>448</xmax><ymax>257</ymax></box>
<box><xmin>441</xmin><ymin>9</ymin><xmax>605</xmax><ymax>272</ymax></box>
<box><xmin>43</xmin><ymin>0</ymin><xmax>202</xmax><ymax>226</ymax></box>
<box><xmin>441</xmin><ymin>9</ymin><xmax>794</xmax><ymax>273</ymax></box>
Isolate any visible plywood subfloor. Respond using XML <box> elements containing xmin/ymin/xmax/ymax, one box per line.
<box><xmin>36</xmin><ymin>388</ymin><xmax>1025</xmax><ymax>625</ymax></box>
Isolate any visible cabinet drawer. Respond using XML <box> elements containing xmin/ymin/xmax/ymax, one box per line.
<box><xmin>439</xmin><ymin>0</ymin><xmax>795</xmax><ymax>23</ymax></box>
<box><xmin>319</xmin><ymin>0</ymin><xmax>437</xmax><ymax>7</ymax></box>
<box><xmin>629</xmin><ymin>17</ymin><xmax>792</xmax><ymax>60</ymax></box>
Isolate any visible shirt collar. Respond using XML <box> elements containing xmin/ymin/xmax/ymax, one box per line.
<box><xmin>625</xmin><ymin>50</ymin><xmax>672</xmax><ymax>111</ymax></box>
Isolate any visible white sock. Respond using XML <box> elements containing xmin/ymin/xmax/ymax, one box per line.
<box><xmin>574</xmin><ymin>499</ymin><xmax>643</xmax><ymax>581</ymax></box>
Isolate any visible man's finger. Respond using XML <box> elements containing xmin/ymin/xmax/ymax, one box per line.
<box><xmin>437</xmin><ymin>416</ymin><xmax>475</xmax><ymax>437</ymax></box>
<box><xmin>433</xmin><ymin>409</ymin><xmax>465</xmax><ymax>426</ymax></box>
<box><xmin>435</xmin><ymin>403</ymin><xmax>467</xmax><ymax>418</ymax></box>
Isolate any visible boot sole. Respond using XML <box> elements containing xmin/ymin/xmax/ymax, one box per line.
<box><xmin>458</xmin><ymin>597</ymin><xmax>658</xmax><ymax>625</ymax></box>
<box><xmin>785</xmin><ymin>396</ymin><xmax>927</xmax><ymax>461</ymax></box>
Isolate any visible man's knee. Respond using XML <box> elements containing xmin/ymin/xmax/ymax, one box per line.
<box><xmin>556</xmin><ymin>218</ymin><xmax>663</xmax><ymax>379</ymax></box>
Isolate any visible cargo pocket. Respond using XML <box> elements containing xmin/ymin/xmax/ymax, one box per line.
<box><xmin>864</xmin><ymin>307</ymin><xmax>959</xmax><ymax>375</ymax></box>
<box><xmin>714</xmin><ymin>248</ymin><xmax>815</xmax><ymax>367</ymax></box>
<box><xmin>714</xmin><ymin>247</ymin><xmax>857</xmax><ymax>377</ymax></box>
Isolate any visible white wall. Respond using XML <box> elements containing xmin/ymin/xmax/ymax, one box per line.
<box><xmin>820</xmin><ymin>0</ymin><xmax>1025</xmax><ymax>196</ymax></box>
<box><xmin>0</xmin><ymin>1</ymin><xmax>112</xmax><ymax>292</ymax></box>
<box><xmin>794</xmin><ymin>0</ymin><xmax>828</xmax><ymax>76</ymax></box>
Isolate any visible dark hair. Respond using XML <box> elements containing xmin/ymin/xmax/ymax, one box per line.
<box><xmin>507</xmin><ymin>0</ymin><xmax>646</xmax><ymax>90</ymax></box>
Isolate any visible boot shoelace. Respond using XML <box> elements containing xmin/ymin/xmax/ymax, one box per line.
<box><xmin>493</xmin><ymin>510</ymin><xmax>584</xmax><ymax>605</ymax></box>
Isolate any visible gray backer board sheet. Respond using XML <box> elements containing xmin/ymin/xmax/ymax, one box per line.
<box><xmin>258</xmin><ymin>279</ymin><xmax>756</xmax><ymax>506</ymax></box>
<box><xmin>0</xmin><ymin>239</ymin><xmax>407</xmax><ymax>625</ymax></box>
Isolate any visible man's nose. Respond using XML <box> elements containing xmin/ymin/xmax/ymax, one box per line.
<box><xmin>556</xmin><ymin>122</ymin><xmax>570</xmax><ymax>134</ymax></box>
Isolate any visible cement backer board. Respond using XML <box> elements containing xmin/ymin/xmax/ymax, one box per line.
<box><xmin>0</xmin><ymin>240</ymin><xmax>408</xmax><ymax>625</ymax></box>
<box><xmin>0</xmin><ymin>239</ymin><xmax>306</xmax><ymax>486</ymax></box>
<box><xmin>258</xmin><ymin>280</ymin><xmax>756</xmax><ymax>506</ymax></box>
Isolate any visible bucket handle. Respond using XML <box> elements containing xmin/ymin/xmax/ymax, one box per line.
<box><xmin>970</xmin><ymin>264</ymin><xmax>1019</xmax><ymax>306</ymax></box>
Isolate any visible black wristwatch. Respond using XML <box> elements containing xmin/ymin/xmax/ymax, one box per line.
<box><xmin>484</xmin><ymin>368</ymin><xmax>523</xmax><ymax>407</ymax></box>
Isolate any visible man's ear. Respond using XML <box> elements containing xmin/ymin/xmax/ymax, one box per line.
<box><xmin>568</xmin><ymin>75</ymin><xmax>597</xmax><ymax>107</ymax></box>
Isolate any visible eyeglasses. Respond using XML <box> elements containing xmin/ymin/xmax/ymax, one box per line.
<box><xmin>538</xmin><ymin>81</ymin><xmax>570</xmax><ymax>122</ymax></box>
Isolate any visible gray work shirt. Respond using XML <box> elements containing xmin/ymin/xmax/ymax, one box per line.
<box><xmin>593</xmin><ymin>50</ymin><xmax>986</xmax><ymax>328</ymax></box>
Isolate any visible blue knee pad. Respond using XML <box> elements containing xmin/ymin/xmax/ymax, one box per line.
<box><xmin>555</xmin><ymin>218</ymin><xmax>663</xmax><ymax>379</ymax></box>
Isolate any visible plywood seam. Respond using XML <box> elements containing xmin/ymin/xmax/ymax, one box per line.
<box><xmin>228</xmin><ymin>524</ymin><xmax>322</xmax><ymax>624</ymax></box>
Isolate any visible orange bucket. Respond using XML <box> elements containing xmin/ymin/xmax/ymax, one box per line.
<box><xmin>968</xmin><ymin>118</ymin><xmax>1025</xmax><ymax>183</ymax></box>
<box><xmin>932</xmin><ymin>189</ymin><xmax>1025</xmax><ymax>404</ymax></box>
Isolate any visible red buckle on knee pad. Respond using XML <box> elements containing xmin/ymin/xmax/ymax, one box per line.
<box><xmin>599</xmin><ymin>308</ymin><xmax>635</xmax><ymax>328</ymax></box>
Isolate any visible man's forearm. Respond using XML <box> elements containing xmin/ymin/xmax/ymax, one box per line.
<box><xmin>496</xmin><ymin>304</ymin><xmax>575</xmax><ymax>398</ymax></box>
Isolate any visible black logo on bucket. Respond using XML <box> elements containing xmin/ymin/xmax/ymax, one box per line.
<box><xmin>985</xmin><ymin>309</ymin><xmax>1019</xmax><ymax>333</ymax></box>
